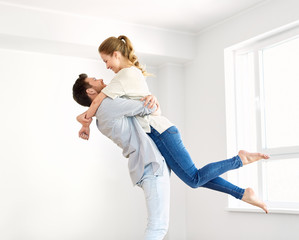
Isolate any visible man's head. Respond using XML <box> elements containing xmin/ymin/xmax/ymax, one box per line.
<box><xmin>72</xmin><ymin>73</ymin><xmax>106</xmax><ymax>107</ymax></box>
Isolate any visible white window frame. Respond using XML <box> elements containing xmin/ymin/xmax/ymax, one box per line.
<box><xmin>224</xmin><ymin>21</ymin><xmax>299</xmax><ymax>214</ymax></box>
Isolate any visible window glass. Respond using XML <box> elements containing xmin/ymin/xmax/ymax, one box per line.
<box><xmin>261</xmin><ymin>37</ymin><xmax>299</xmax><ymax>148</ymax></box>
<box><xmin>226</xmin><ymin>28</ymin><xmax>299</xmax><ymax>213</ymax></box>
<box><xmin>265</xmin><ymin>158</ymin><xmax>299</xmax><ymax>202</ymax></box>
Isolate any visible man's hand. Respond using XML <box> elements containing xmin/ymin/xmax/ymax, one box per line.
<box><xmin>141</xmin><ymin>95</ymin><xmax>161</xmax><ymax>116</ymax></box>
<box><xmin>76</xmin><ymin>112</ymin><xmax>92</xmax><ymax>127</ymax></box>
<box><xmin>79</xmin><ymin>126</ymin><xmax>90</xmax><ymax>140</ymax></box>
<box><xmin>141</xmin><ymin>95</ymin><xmax>159</xmax><ymax>109</ymax></box>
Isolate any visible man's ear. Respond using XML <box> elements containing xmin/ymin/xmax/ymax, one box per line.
<box><xmin>86</xmin><ymin>88</ymin><xmax>97</xmax><ymax>96</ymax></box>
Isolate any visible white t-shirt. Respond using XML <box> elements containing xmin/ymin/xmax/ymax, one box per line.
<box><xmin>102</xmin><ymin>66</ymin><xmax>173</xmax><ymax>133</ymax></box>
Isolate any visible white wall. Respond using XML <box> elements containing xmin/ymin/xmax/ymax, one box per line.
<box><xmin>157</xmin><ymin>64</ymin><xmax>187</xmax><ymax>240</ymax></box>
<box><xmin>0</xmin><ymin>2</ymin><xmax>194</xmax><ymax>240</ymax></box>
<box><xmin>184</xmin><ymin>0</ymin><xmax>299</xmax><ymax>239</ymax></box>
<box><xmin>2</xmin><ymin>0</ymin><xmax>299</xmax><ymax>239</ymax></box>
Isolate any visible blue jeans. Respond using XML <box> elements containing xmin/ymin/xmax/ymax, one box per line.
<box><xmin>147</xmin><ymin>126</ymin><xmax>245</xmax><ymax>200</ymax></box>
<box><xmin>137</xmin><ymin>160</ymin><xmax>170</xmax><ymax>240</ymax></box>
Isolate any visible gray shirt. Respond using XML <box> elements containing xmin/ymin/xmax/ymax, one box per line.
<box><xmin>95</xmin><ymin>97</ymin><xmax>164</xmax><ymax>185</ymax></box>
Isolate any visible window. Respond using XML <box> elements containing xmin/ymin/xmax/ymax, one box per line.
<box><xmin>224</xmin><ymin>23</ymin><xmax>299</xmax><ymax>214</ymax></box>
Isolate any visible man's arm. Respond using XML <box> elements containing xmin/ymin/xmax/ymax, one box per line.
<box><xmin>141</xmin><ymin>95</ymin><xmax>161</xmax><ymax>116</ymax></box>
<box><xmin>124</xmin><ymin>99</ymin><xmax>157</xmax><ymax>117</ymax></box>
<box><xmin>104</xmin><ymin>97</ymin><xmax>157</xmax><ymax>119</ymax></box>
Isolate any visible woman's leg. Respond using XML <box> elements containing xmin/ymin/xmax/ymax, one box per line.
<box><xmin>147</xmin><ymin>126</ymin><xmax>243</xmax><ymax>189</ymax></box>
<box><xmin>202</xmin><ymin>177</ymin><xmax>245</xmax><ymax>199</ymax></box>
<box><xmin>147</xmin><ymin>126</ymin><xmax>269</xmax><ymax>212</ymax></box>
<box><xmin>202</xmin><ymin>179</ymin><xmax>268</xmax><ymax>212</ymax></box>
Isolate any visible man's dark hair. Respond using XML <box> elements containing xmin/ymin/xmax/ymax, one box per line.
<box><xmin>72</xmin><ymin>73</ymin><xmax>92</xmax><ymax>107</ymax></box>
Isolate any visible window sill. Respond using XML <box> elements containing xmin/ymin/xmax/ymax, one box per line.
<box><xmin>226</xmin><ymin>207</ymin><xmax>299</xmax><ymax>215</ymax></box>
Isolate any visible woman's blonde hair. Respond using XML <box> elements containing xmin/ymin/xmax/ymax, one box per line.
<box><xmin>98</xmin><ymin>35</ymin><xmax>150</xmax><ymax>76</ymax></box>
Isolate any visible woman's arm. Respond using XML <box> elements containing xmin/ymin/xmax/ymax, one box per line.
<box><xmin>76</xmin><ymin>112</ymin><xmax>92</xmax><ymax>140</ymax></box>
<box><xmin>76</xmin><ymin>111</ymin><xmax>92</xmax><ymax>127</ymax></box>
<box><xmin>85</xmin><ymin>92</ymin><xmax>107</xmax><ymax>119</ymax></box>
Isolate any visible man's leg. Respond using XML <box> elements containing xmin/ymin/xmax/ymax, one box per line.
<box><xmin>137</xmin><ymin>160</ymin><xmax>170</xmax><ymax>240</ymax></box>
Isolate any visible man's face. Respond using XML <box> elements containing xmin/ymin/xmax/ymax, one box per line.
<box><xmin>85</xmin><ymin>77</ymin><xmax>107</xmax><ymax>93</ymax></box>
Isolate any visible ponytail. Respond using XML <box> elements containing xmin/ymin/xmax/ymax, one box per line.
<box><xmin>99</xmin><ymin>35</ymin><xmax>151</xmax><ymax>76</ymax></box>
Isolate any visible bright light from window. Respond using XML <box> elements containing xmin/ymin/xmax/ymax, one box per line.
<box><xmin>225</xmin><ymin>26</ymin><xmax>299</xmax><ymax>214</ymax></box>
<box><xmin>265</xmin><ymin>158</ymin><xmax>299</xmax><ymax>203</ymax></box>
<box><xmin>261</xmin><ymin>37</ymin><xmax>299</xmax><ymax>149</ymax></box>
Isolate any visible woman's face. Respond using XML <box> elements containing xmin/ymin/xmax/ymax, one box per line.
<box><xmin>100</xmin><ymin>52</ymin><xmax>121</xmax><ymax>73</ymax></box>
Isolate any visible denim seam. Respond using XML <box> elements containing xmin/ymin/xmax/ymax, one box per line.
<box><xmin>159</xmin><ymin>136</ymin><xmax>240</xmax><ymax>187</ymax></box>
<box><xmin>200</xmin><ymin>156</ymin><xmax>241</xmax><ymax>183</ymax></box>
<box><xmin>206</xmin><ymin>181</ymin><xmax>245</xmax><ymax>199</ymax></box>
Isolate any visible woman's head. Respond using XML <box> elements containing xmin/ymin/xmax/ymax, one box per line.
<box><xmin>98</xmin><ymin>35</ymin><xmax>149</xmax><ymax>76</ymax></box>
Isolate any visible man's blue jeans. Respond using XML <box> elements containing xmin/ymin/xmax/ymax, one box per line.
<box><xmin>137</xmin><ymin>160</ymin><xmax>170</xmax><ymax>240</ymax></box>
<box><xmin>147</xmin><ymin>126</ymin><xmax>245</xmax><ymax>200</ymax></box>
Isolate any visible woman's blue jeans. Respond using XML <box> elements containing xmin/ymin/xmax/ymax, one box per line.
<box><xmin>147</xmin><ymin>126</ymin><xmax>245</xmax><ymax>200</ymax></box>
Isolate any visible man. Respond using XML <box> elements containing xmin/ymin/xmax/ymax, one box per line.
<box><xmin>72</xmin><ymin>74</ymin><xmax>170</xmax><ymax>240</ymax></box>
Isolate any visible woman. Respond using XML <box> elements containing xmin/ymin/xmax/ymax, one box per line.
<box><xmin>77</xmin><ymin>35</ymin><xmax>269</xmax><ymax>213</ymax></box>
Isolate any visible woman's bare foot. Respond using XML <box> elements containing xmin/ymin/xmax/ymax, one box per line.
<box><xmin>238</xmin><ymin>150</ymin><xmax>270</xmax><ymax>166</ymax></box>
<box><xmin>242</xmin><ymin>188</ymin><xmax>268</xmax><ymax>213</ymax></box>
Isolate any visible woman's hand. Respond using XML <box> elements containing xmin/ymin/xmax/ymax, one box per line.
<box><xmin>79</xmin><ymin>126</ymin><xmax>90</xmax><ymax>140</ymax></box>
<box><xmin>141</xmin><ymin>95</ymin><xmax>159</xmax><ymax>109</ymax></box>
